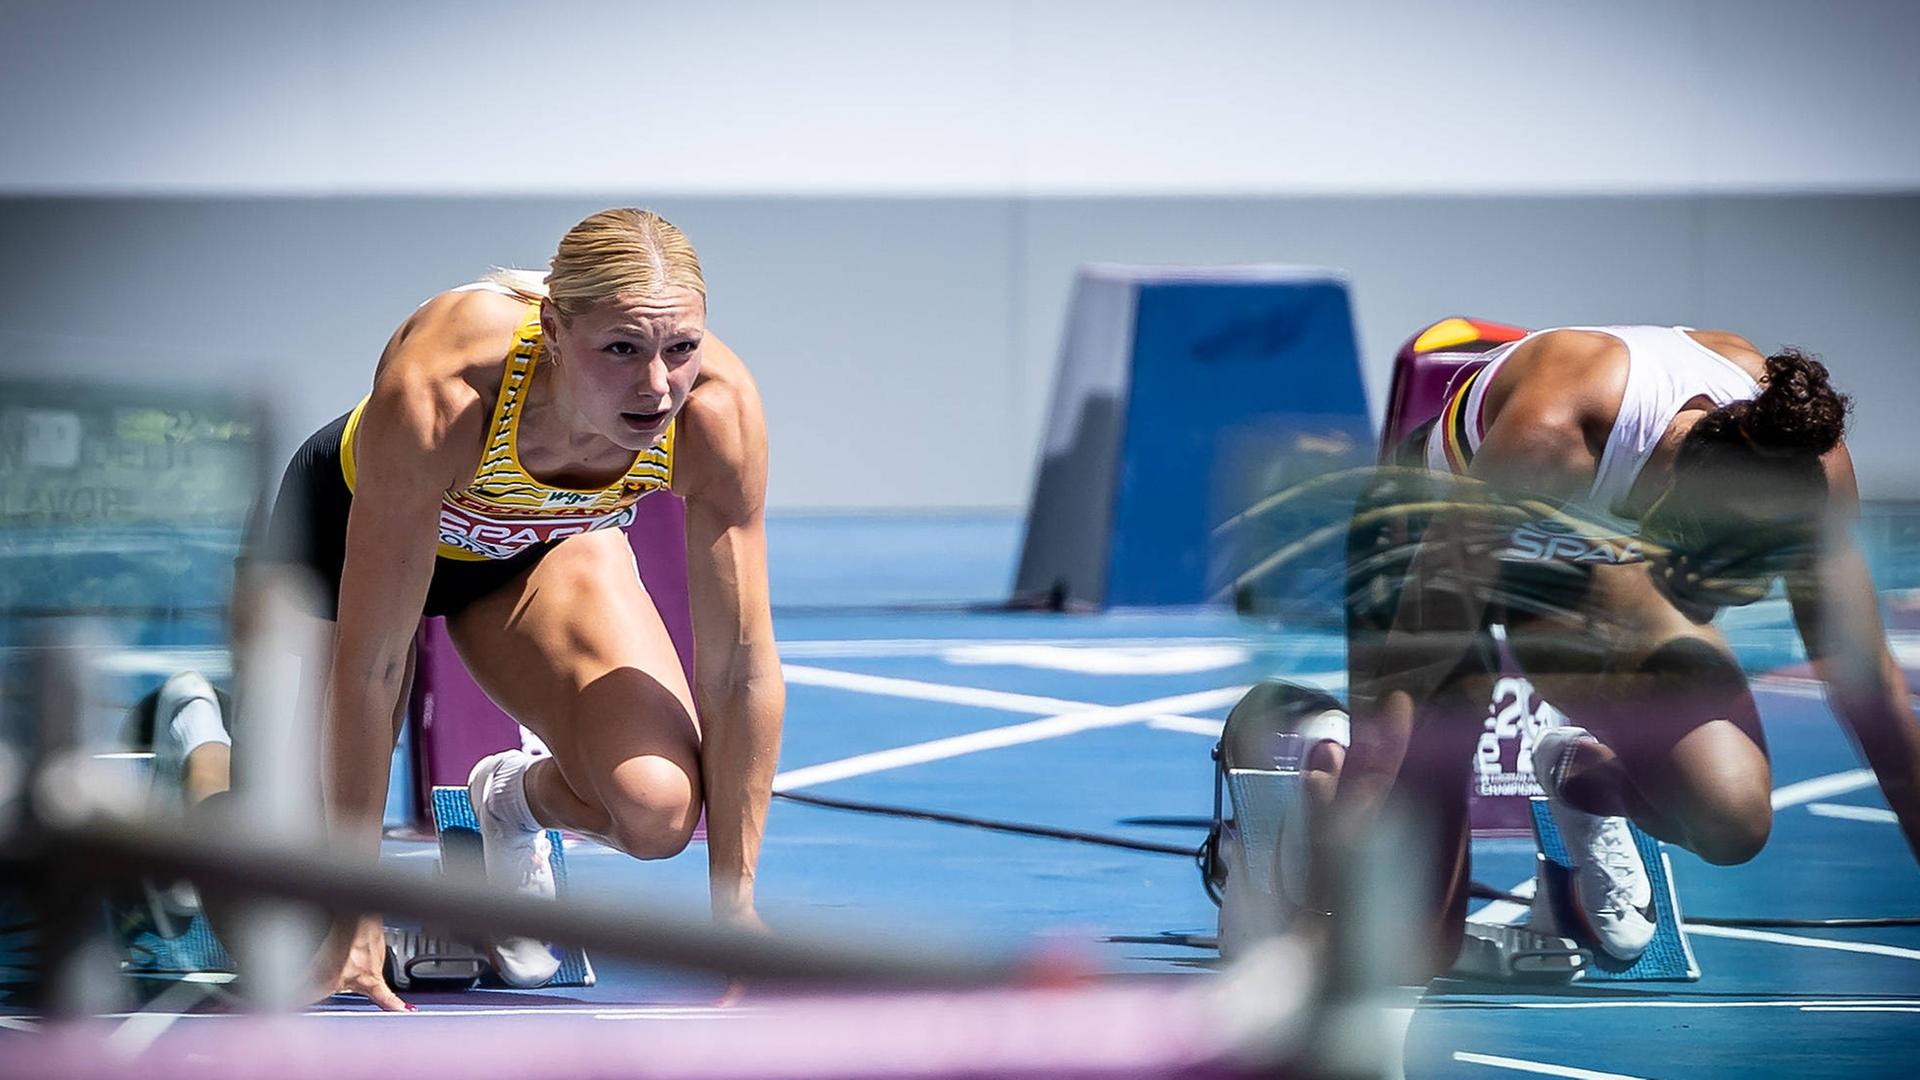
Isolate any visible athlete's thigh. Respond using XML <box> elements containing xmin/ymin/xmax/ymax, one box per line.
<box><xmin>1509</xmin><ymin>563</ymin><xmax>1770</xmax><ymax>819</ymax></box>
<box><xmin>444</xmin><ymin>529</ymin><xmax>700</xmax><ymax>792</ymax></box>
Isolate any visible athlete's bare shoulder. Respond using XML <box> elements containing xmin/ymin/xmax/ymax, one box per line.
<box><xmin>374</xmin><ymin>289</ymin><xmax>525</xmax><ymax>389</ymax></box>
<box><xmin>367</xmin><ymin>288</ymin><xmax>523</xmax><ymax>429</ymax></box>
<box><xmin>350</xmin><ymin>288</ymin><xmax>529</xmax><ymax>493</ymax></box>
<box><xmin>1487</xmin><ymin>329</ymin><xmax>1630</xmax><ymax>433</ymax></box>
<box><xmin>1682</xmin><ymin>328</ymin><xmax>1768</xmax><ymax>382</ymax></box>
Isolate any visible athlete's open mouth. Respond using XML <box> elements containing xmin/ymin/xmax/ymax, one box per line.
<box><xmin>622</xmin><ymin>408</ymin><xmax>669</xmax><ymax>428</ymax></box>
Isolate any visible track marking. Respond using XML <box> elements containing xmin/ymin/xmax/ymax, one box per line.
<box><xmin>105</xmin><ymin>975</ymin><xmax>224</xmax><ymax>1057</ymax></box>
<box><xmin>1799</xmin><ymin>1005</ymin><xmax>1920</xmax><ymax>1014</ymax></box>
<box><xmin>1806</xmin><ymin>802</ymin><xmax>1898</xmax><ymax>825</ymax></box>
<box><xmin>777</xmin><ymin>636</ymin><xmax>1271</xmax><ymax>660</ymax></box>
<box><xmin>1451</xmin><ymin>1051</ymin><xmax>1651</xmax><ymax>1079</ymax></box>
<box><xmin>1148</xmin><ymin>715</ymin><xmax>1228</xmax><ymax>736</ymax></box>
<box><xmin>942</xmin><ymin>642</ymin><xmax>1249</xmax><ymax>675</ymax></box>
<box><xmin>1147</xmin><ymin>671</ymin><xmax>1346</xmax><ymax>741</ymax></box>
<box><xmin>1771</xmin><ymin>769</ymin><xmax>1876</xmax><ymax>810</ymax></box>
<box><xmin>0</xmin><ymin>1017</ymin><xmax>37</xmax><ymax>1032</ymax></box>
<box><xmin>772</xmin><ymin>685</ymin><xmax>1250</xmax><ymax>791</ymax></box>
<box><xmin>781</xmin><ymin>664</ymin><xmax>1094</xmax><ymax>715</ymax></box>
<box><xmin>1430</xmin><ymin>998</ymin><xmax>1919</xmax><ymax>1011</ymax></box>
<box><xmin>1684</xmin><ymin>924</ymin><xmax>1920</xmax><ymax>963</ymax></box>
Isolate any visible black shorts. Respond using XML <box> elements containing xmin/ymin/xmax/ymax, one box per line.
<box><xmin>248</xmin><ymin>411</ymin><xmax>554</xmax><ymax>620</ymax></box>
<box><xmin>1344</xmin><ymin>419</ymin><xmax>1605</xmax><ymax>670</ymax></box>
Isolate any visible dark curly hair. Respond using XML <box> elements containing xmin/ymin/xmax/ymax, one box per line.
<box><xmin>1678</xmin><ymin>347</ymin><xmax>1850</xmax><ymax>468</ymax></box>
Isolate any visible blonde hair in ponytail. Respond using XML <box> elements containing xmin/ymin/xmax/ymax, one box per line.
<box><xmin>482</xmin><ymin>208</ymin><xmax>706</xmax><ymax>319</ymax></box>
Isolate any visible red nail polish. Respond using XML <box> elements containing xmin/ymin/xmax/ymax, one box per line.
<box><xmin>404</xmin><ymin>1004</ymin><xmax>418</xmax><ymax>1012</ymax></box>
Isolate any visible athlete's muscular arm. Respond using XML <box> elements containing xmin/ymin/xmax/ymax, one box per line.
<box><xmin>676</xmin><ymin>337</ymin><xmax>783</xmax><ymax>922</ymax></box>
<box><xmin>1788</xmin><ymin>444</ymin><xmax>1920</xmax><ymax>862</ymax></box>
<box><xmin>1353</xmin><ymin>351</ymin><xmax>1602</xmax><ymax>727</ymax></box>
<box><xmin>315</xmin><ymin>292</ymin><xmax>501</xmax><ymax>1010</ymax></box>
<box><xmin>328</xmin><ymin>293</ymin><xmax>497</xmax><ymax>850</ymax></box>
<box><xmin>1328</xmin><ymin>349</ymin><xmax>1603</xmax><ymax>904</ymax></box>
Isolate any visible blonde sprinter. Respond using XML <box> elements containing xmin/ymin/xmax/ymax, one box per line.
<box><xmin>219</xmin><ymin>209</ymin><xmax>781</xmax><ymax>1008</ymax></box>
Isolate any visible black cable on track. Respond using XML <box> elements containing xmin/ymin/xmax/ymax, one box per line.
<box><xmin>772</xmin><ymin>790</ymin><xmax>1197</xmax><ymax>857</ymax></box>
<box><xmin>778</xmin><ymin>791</ymin><xmax>1920</xmax><ymax>931</ymax></box>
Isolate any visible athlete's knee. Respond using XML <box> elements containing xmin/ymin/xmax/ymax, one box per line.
<box><xmin>1687</xmin><ymin>797</ymin><xmax>1772</xmax><ymax>866</ymax></box>
<box><xmin>1640</xmin><ymin>636</ymin><xmax>1749</xmax><ymax>704</ymax></box>
<box><xmin>601</xmin><ymin>755</ymin><xmax>700</xmax><ymax>860</ymax></box>
<box><xmin>1305</xmin><ymin>738</ymin><xmax>1345</xmax><ymax>777</ymax></box>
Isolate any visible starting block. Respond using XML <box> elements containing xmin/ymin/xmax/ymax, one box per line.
<box><xmin>1206</xmin><ymin>681</ymin><xmax>1700</xmax><ymax>983</ymax></box>
<box><xmin>1452</xmin><ymin>921</ymin><xmax>1588</xmax><ymax>983</ymax></box>
<box><xmin>116</xmin><ymin>882</ymin><xmax>236</xmax><ymax>978</ymax></box>
<box><xmin>1206</xmin><ymin>679</ymin><xmax>1349</xmax><ymax>955</ymax></box>
<box><xmin>1525</xmin><ymin>796</ymin><xmax>1699</xmax><ymax>982</ymax></box>
<box><xmin>428</xmin><ymin>785</ymin><xmax>595</xmax><ymax>988</ymax></box>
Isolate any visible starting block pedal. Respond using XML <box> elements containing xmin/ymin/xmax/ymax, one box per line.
<box><xmin>429</xmin><ymin>785</ymin><xmax>595</xmax><ymax>988</ymax></box>
<box><xmin>1452</xmin><ymin>921</ymin><xmax>1589</xmax><ymax>983</ymax></box>
<box><xmin>1526</xmin><ymin>796</ymin><xmax>1700</xmax><ymax>982</ymax></box>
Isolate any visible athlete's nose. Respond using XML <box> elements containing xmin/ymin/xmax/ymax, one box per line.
<box><xmin>641</xmin><ymin>354</ymin><xmax>671</xmax><ymax>400</ymax></box>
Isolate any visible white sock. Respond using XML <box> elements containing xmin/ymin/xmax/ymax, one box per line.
<box><xmin>168</xmin><ymin>697</ymin><xmax>231</xmax><ymax>759</ymax></box>
<box><xmin>485</xmin><ymin>753</ymin><xmax>544</xmax><ymax>833</ymax></box>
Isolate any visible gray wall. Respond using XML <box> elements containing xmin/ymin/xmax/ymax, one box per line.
<box><xmin>3</xmin><ymin>195</ymin><xmax>1918</xmax><ymax>508</ymax></box>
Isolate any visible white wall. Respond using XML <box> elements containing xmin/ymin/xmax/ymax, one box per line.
<box><xmin>4</xmin><ymin>1</ymin><xmax>1918</xmax><ymax>196</ymax></box>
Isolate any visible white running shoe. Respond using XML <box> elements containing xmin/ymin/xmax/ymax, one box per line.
<box><xmin>467</xmin><ymin>750</ymin><xmax>562</xmax><ymax>988</ymax></box>
<box><xmin>1531</xmin><ymin>726</ymin><xmax>1656</xmax><ymax>962</ymax></box>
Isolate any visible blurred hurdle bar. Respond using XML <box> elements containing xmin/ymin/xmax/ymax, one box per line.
<box><xmin>0</xmin><ymin>374</ymin><xmax>1417</xmax><ymax>1078</ymax></box>
<box><xmin>0</xmin><ymin>622</ymin><xmax>1423</xmax><ymax>1079</ymax></box>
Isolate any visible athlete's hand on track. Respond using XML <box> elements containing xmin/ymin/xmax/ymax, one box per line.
<box><xmin>714</xmin><ymin>905</ymin><xmax>769</xmax><ymax>1008</ymax></box>
<box><xmin>312</xmin><ymin>914</ymin><xmax>413</xmax><ymax>1012</ymax></box>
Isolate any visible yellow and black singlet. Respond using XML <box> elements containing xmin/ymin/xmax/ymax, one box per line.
<box><xmin>339</xmin><ymin>303</ymin><xmax>675</xmax><ymax>562</ymax></box>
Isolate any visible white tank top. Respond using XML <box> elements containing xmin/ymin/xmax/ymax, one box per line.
<box><xmin>1426</xmin><ymin>325</ymin><xmax>1761</xmax><ymax>518</ymax></box>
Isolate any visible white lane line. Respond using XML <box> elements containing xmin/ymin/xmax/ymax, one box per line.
<box><xmin>1148</xmin><ymin>715</ymin><xmax>1227</xmax><ymax>736</ymax></box>
<box><xmin>942</xmin><ymin>642</ymin><xmax>1250</xmax><ymax>675</ymax></box>
<box><xmin>0</xmin><ymin>1017</ymin><xmax>38</xmax><ymax>1032</ymax></box>
<box><xmin>591</xmin><ymin>1006</ymin><xmax>756</xmax><ymax>1014</ymax></box>
<box><xmin>1684</xmin><ymin>924</ymin><xmax>1920</xmax><ymax>962</ymax></box>
<box><xmin>1749</xmin><ymin>674</ymin><xmax>1828</xmax><ymax>700</ymax></box>
<box><xmin>1799</xmin><ymin>1005</ymin><xmax>1920</xmax><ymax>1014</ymax></box>
<box><xmin>105</xmin><ymin>976</ymin><xmax>223</xmax><ymax>1057</ymax></box>
<box><xmin>312</xmin><ymin>1005</ymin><xmax>742</xmax><ymax>1020</ymax></box>
<box><xmin>772</xmin><ymin>685</ymin><xmax>1251</xmax><ymax>792</ymax></box>
<box><xmin>71</xmin><ymin>1004</ymin><xmax>743</xmax><ymax>1021</ymax></box>
<box><xmin>778</xmin><ymin>636</ymin><xmax>1264</xmax><ymax>660</ymax></box>
<box><xmin>1806</xmin><ymin>802</ymin><xmax>1899</xmax><ymax>825</ymax></box>
<box><xmin>781</xmin><ymin>664</ymin><xmax>1093</xmax><ymax>715</ymax></box>
<box><xmin>1144</xmin><ymin>671</ymin><xmax>1344</xmax><ymax>741</ymax></box>
<box><xmin>1467</xmin><ymin>876</ymin><xmax>1536</xmax><ymax>928</ymax></box>
<box><xmin>1434</xmin><ymin>998</ymin><xmax>1918</xmax><ymax>1011</ymax></box>
<box><xmin>1451</xmin><ymin>1051</ymin><xmax>1651</xmax><ymax>1079</ymax></box>
<box><xmin>1772</xmin><ymin>769</ymin><xmax>1876</xmax><ymax>810</ymax></box>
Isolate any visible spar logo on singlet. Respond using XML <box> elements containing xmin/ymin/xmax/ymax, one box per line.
<box><xmin>1474</xmin><ymin>676</ymin><xmax>1562</xmax><ymax>798</ymax></box>
<box><xmin>1504</xmin><ymin>518</ymin><xmax>1647</xmax><ymax>564</ymax></box>
<box><xmin>438</xmin><ymin>503</ymin><xmax>637</xmax><ymax>559</ymax></box>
